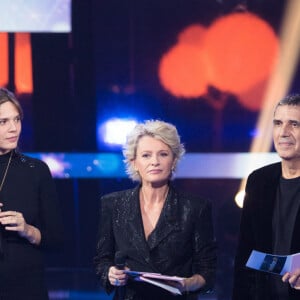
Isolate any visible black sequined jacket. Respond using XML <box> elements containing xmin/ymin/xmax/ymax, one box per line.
<box><xmin>94</xmin><ymin>184</ymin><xmax>217</xmax><ymax>300</ymax></box>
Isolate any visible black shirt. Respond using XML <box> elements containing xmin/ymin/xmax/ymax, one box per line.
<box><xmin>0</xmin><ymin>150</ymin><xmax>63</xmax><ymax>299</ymax></box>
<box><xmin>271</xmin><ymin>176</ymin><xmax>300</xmax><ymax>300</ymax></box>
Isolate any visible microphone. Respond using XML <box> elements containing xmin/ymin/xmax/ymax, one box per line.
<box><xmin>115</xmin><ymin>251</ymin><xmax>126</xmax><ymax>270</ymax></box>
<box><xmin>114</xmin><ymin>251</ymin><xmax>126</xmax><ymax>300</ymax></box>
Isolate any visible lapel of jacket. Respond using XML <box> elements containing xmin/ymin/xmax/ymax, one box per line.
<box><xmin>291</xmin><ymin>206</ymin><xmax>300</xmax><ymax>252</ymax></box>
<box><xmin>258</xmin><ymin>163</ymin><xmax>281</xmax><ymax>251</ymax></box>
<box><xmin>126</xmin><ymin>186</ymin><xmax>151</xmax><ymax>260</ymax></box>
<box><xmin>147</xmin><ymin>185</ymin><xmax>180</xmax><ymax>250</ymax></box>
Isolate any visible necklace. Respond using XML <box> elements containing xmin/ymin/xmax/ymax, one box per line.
<box><xmin>0</xmin><ymin>151</ymin><xmax>13</xmax><ymax>192</ymax></box>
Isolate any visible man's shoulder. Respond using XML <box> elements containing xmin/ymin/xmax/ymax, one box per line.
<box><xmin>250</xmin><ymin>161</ymin><xmax>281</xmax><ymax>178</ymax></box>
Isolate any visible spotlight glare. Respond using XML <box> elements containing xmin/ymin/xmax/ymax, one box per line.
<box><xmin>235</xmin><ymin>190</ymin><xmax>246</xmax><ymax>208</ymax></box>
<box><xmin>102</xmin><ymin>119</ymin><xmax>137</xmax><ymax>145</ymax></box>
<box><xmin>41</xmin><ymin>154</ymin><xmax>68</xmax><ymax>178</ymax></box>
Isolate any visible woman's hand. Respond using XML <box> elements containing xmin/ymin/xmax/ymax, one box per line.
<box><xmin>282</xmin><ymin>269</ymin><xmax>300</xmax><ymax>289</ymax></box>
<box><xmin>176</xmin><ymin>274</ymin><xmax>206</xmax><ymax>293</ymax></box>
<box><xmin>108</xmin><ymin>266</ymin><xmax>129</xmax><ymax>286</ymax></box>
<box><xmin>0</xmin><ymin>209</ymin><xmax>41</xmax><ymax>245</ymax></box>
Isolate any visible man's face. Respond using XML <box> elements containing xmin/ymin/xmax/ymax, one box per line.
<box><xmin>273</xmin><ymin>104</ymin><xmax>300</xmax><ymax>161</ymax></box>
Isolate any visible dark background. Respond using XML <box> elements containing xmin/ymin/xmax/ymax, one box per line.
<box><xmin>11</xmin><ymin>1</ymin><xmax>300</xmax><ymax>299</ymax></box>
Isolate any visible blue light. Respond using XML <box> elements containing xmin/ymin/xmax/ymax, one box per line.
<box><xmin>26</xmin><ymin>153</ymin><xmax>127</xmax><ymax>178</ymax></box>
<box><xmin>249</xmin><ymin>128</ymin><xmax>259</xmax><ymax>137</ymax></box>
<box><xmin>25</xmin><ymin>152</ymin><xmax>279</xmax><ymax>179</ymax></box>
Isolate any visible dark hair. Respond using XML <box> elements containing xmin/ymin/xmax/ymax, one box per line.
<box><xmin>0</xmin><ymin>88</ymin><xmax>23</xmax><ymax>119</ymax></box>
<box><xmin>275</xmin><ymin>94</ymin><xmax>300</xmax><ymax>109</ymax></box>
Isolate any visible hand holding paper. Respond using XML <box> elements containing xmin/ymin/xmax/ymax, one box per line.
<box><xmin>282</xmin><ymin>268</ymin><xmax>300</xmax><ymax>290</ymax></box>
<box><xmin>125</xmin><ymin>271</ymin><xmax>184</xmax><ymax>295</ymax></box>
<box><xmin>246</xmin><ymin>250</ymin><xmax>300</xmax><ymax>276</ymax></box>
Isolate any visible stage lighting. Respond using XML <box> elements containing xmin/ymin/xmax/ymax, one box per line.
<box><xmin>101</xmin><ymin>118</ymin><xmax>137</xmax><ymax>146</ymax></box>
<box><xmin>40</xmin><ymin>154</ymin><xmax>70</xmax><ymax>178</ymax></box>
<box><xmin>235</xmin><ymin>190</ymin><xmax>245</xmax><ymax>208</ymax></box>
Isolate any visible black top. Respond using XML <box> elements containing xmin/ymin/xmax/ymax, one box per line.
<box><xmin>273</xmin><ymin>176</ymin><xmax>300</xmax><ymax>254</ymax></box>
<box><xmin>271</xmin><ymin>177</ymin><xmax>300</xmax><ymax>300</ymax></box>
<box><xmin>94</xmin><ymin>185</ymin><xmax>217</xmax><ymax>300</ymax></box>
<box><xmin>0</xmin><ymin>150</ymin><xmax>63</xmax><ymax>300</ymax></box>
<box><xmin>233</xmin><ymin>162</ymin><xmax>300</xmax><ymax>300</ymax></box>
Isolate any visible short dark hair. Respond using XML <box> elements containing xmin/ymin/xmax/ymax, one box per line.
<box><xmin>276</xmin><ymin>94</ymin><xmax>300</xmax><ymax>107</ymax></box>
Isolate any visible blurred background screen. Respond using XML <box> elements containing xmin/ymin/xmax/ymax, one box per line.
<box><xmin>0</xmin><ymin>0</ymin><xmax>71</xmax><ymax>32</ymax></box>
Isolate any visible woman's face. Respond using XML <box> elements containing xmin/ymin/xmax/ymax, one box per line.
<box><xmin>0</xmin><ymin>102</ymin><xmax>22</xmax><ymax>155</ymax></box>
<box><xmin>132</xmin><ymin>135</ymin><xmax>175</xmax><ymax>186</ymax></box>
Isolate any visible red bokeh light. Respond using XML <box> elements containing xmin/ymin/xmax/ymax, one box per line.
<box><xmin>158</xmin><ymin>43</ymin><xmax>208</xmax><ymax>98</ymax></box>
<box><xmin>204</xmin><ymin>12</ymin><xmax>278</xmax><ymax>94</ymax></box>
<box><xmin>158</xmin><ymin>13</ymin><xmax>279</xmax><ymax>111</ymax></box>
<box><xmin>237</xmin><ymin>77</ymin><xmax>269</xmax><ymax>111</ymax></box>
<box><xmin>178</xmin><ymin>24</ymin><xmax>206</xmax><ymax>47</ymax></box>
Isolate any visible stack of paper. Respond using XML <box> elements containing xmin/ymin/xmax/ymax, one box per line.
<box><xmin>125</xmin><ymin>271</ymin><xmax>184</xmax><ymax>295</ymax></box>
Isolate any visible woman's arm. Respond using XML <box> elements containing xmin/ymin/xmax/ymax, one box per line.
<box><xmin>191</xmin><ymin>198</ymin><xmax>217</xmax><ymax>293</ymax></box>
<box><xmin>0</xmin><ymin>209</ymin><xmax>41</xmax><ymax>244</ymax></box>
<box><xmin>36</xmin><ymin>161</ymin><xmax>63</xmax><ymax>249</ymax></box>
<box><xmin>94</xmin><ymin>194</ymin><xmax>116</xmax><ymax>294</ymax></box>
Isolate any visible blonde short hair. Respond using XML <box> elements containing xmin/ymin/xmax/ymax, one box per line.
<box><xmin>123</xmin><ymin>120</ymin><xmax>185</xmax><ymax>181</ymax></box>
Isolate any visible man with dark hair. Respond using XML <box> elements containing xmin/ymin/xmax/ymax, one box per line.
<box><xmin>233</xmin><ymin>94</ymin><xmax>300</xmax><ymax>300</ymax></box>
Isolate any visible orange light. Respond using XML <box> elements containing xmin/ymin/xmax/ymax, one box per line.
<box><xmin>15</xmin><ymin>33</ymin><xmax>33</xmax><ymax>94</ymax></box>
<box><xmin>158</xmin><ymin>15</ymin><xmax>278</xmax><ymax>109</ymax></box>
<box><xmin>159</xmin><ymin>24</ymin><xmax>208</xmax><ymax>99</ymax></box>
<box><xmin>0</xmin><ymin>33</ymin><xmax>9</xmax><ymax>87</ymax></box>
<box><xmin>204</xmin><ymin>12</ymin><xmax>279</xmax><ymax>95</ymax></box>
<box><xmin>178</xmin><ymin>24</ymin><xmax>206</xmax><ymax>47</ymax></box>
<box><xmin>158</xmin><ymin>43</ymin><xmax>208</xmax><ymax>98</ymax></box>
<box><xmin>237</xmin><ymin>77</ymin><xmax>269</xmax><ymax>111</ymax></box>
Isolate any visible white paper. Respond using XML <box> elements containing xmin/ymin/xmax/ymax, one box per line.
<box><xmin>125</xmin><ymin>270</ymin><xmax>184</xmax><ymax>295</ymax></box>
<box><xmin>138</xmin><ymin>277</ymin><xmax>182</xmax><ymax>295</ymax></box>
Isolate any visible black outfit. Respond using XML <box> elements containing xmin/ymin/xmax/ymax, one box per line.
<box><xmin>232</xmin><ymin>162</ymin><xmax>300</xmax><ymax>300</ymax></box>
<box><xmin>94</xmin><ymin>184</ymin><xmax>217</xmax><ymax>300</ymax></box>
<box><xmin>0</xmin><ymin>151</ymin><xmax>63</xmax><ymax>300</ymax></box>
